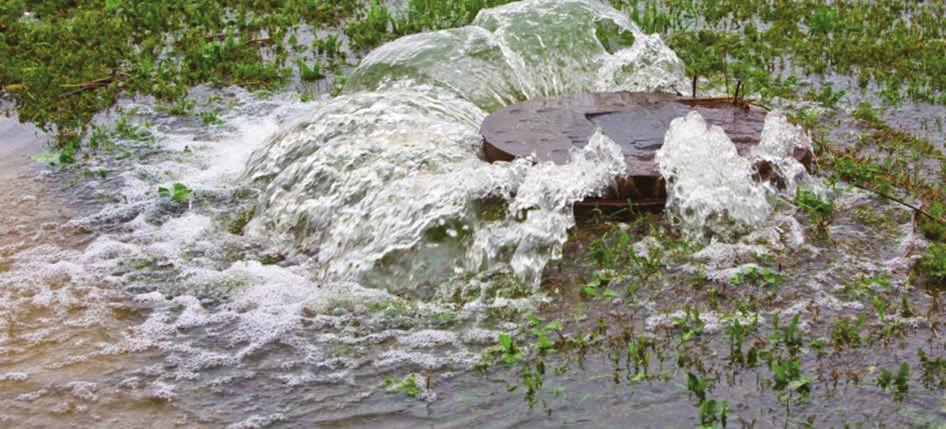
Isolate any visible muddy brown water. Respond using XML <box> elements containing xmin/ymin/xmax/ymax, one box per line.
<box><xmin>0</xmin><ymin>116</ymin><xmax>199</xmax><ymax>428</ymax></box>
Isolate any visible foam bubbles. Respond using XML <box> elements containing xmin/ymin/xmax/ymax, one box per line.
<box><xmin>656</xmin><ymin>111</ymin><xmax>772</xmax><ymax>240</ymax></box>
<box><xmin>467</xmin><ymin>129</ymin><xmax>627</xmax><ymax>285</ymax></box>
<box><xmin>751</xmin><ymin>110</ymin><xmax>814</xmax><ymax>193</ymax></box>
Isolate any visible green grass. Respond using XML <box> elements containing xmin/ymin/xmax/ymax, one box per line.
<box><xmin>1</xmin><ymin>1</ymin><xmax>361</xmax><ymax>146</ymax></box>
<box><xmin>157</xmin><ymin>183</ymin><xmax>192</xmax><ymax>204</ymax></box>
<box><xmin>920</xmin><ymin>244</ymin><xmax>946</xmax><ymax>289</ymax></box>
<box><xmin>344</xmin><ymin>0</ymin><xmax>514</xmax><ymax>52</ymax></box>
<box><xmin>383</xmin><ymin>373</ymin><xmax>424</xmax><ymax>398</ymax></box>
<box><xmin>0</xmin><ymin>0</ymin><xmax>519</xmax><ymax>149</ymax></box>
<box><xmin>795</xmin><ymin>188</ymin><xmax>834</xmax><ymax>239</ymax></box>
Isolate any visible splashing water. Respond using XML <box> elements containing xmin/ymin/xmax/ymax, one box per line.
<box><xmin>656</xmin><ymin>109</ymin><xmax>815</xmax><ymax>241</ymax></box>
<box><xmin>0</xmin><ymin>1</ymin><xmax>689</xmax><ymax>424</ymax></box>
<box><xmin>245</xmin><ymin>86</ymin><xmax>627</xmax><ymax>291</ymax></box>
<box><xmin>0</xmin><ymin>0</ymin><xmax>831</xmax><ymax>426</ymax></box>
<box><xmin>751</xmin><ymin>109</ymin><xmax>815</xmax><ymax>194</ymax></box>
<box><xmin>345</xmin><ymin>0</ymin><xmax>687</xmax><ymax>112</ymax></box>
<box><xmin>244</xmin><ymin>86</ymin><xmax>493</xmax><ymax>285</ymax></box>
<box><xmin>467</xmin><ymin>129</ymin><xmax>627</xmax><ymax>285</ymax></box>
<box><xmin>656</xmin><ymin>111</ymin><xmax>772</xmax><ymax>240</ymax></box>
<box><xmin>214</xmin><ymin>0</ymin><xmax>688</xmax><ymax>377</ymax></box>
<box><xmin>248</xmin><ymin>0</ymin><xmax>686</xmax><ymax>289</ymax></box>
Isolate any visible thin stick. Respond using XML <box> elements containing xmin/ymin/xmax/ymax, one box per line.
<box><xmin>8</xmin><ymin>75</ymin><xmax>117</xmax><ymax>93</ymax></box>
<box><xmin>848</xmin><ymin>182</ymin><xmax>945</xmax><ymax>226</ymax></box>
<box><xmin>57</xmin><ymin>72</ymin><xmax>127</xmax><ymax>99</ymax></box>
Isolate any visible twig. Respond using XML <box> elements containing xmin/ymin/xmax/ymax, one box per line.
<box><xmin>61</xmin><ymin>76</ymin><xmax>113</xmax><ymax>88</ymax></box>
<box><xmin>733</xmin><ymin>80</ymin><xmax>743</xmax><ymax>106</ymax></box>
<box><xmin>204</xmin><ymin>34</ymin><xmax>271</xmax><ymax>46</ymax></box>
<box><xmin>7</xmin><ymin>77</ymin><xmax>117</xmax><ymax>95</ymax></box>
<box><xmin>58</xmin><ymin>81</ymin><xmax>112</xmax><ymax>99</ymax></box>
<box><xmin>685</xmin><ymin>96</ymin><xmax>735</xmax><ymax>102</ymax></box>
<box><xmin>682</xmin><ymin>95</ymin><xmax>759</xmax><ymax>110</ymax></box>
<box><xmin>57</xmin><ymin>72</ymin><xmax>126</xmax><ymax>99</ymax></box>
<box><xmin>847</xmin><ymin>182</ymin><xmax>945</xmax><ymax>227</ymax></box>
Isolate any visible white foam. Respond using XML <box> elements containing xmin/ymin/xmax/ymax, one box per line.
<box><xmin>656</xmin><ymin>111</ymin><xmax>772</xmax><ymax>240</ymax></box>
<box><xmin>751</xmin><ymin>110</ymin><xmax>813</xmax><ymax>193</ymax></box>
<box><xmin>467</xmin><ymin>129</ymin><xmax>627</xmax><ymax>285</ymax></box>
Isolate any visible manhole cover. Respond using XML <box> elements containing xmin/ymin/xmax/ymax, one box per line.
<box><xmin>481</xmin><ymin>92</ymin><xmax>813</xmax><ymax>217</ymax></box>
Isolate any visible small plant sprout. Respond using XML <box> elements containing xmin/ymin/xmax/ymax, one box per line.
<box><xmin>725</xmin><ymin>310</ymin><xmax>760</xmax><ymax>368</ymax></box>
<box><xmin>686</xmin><ymin>372</ymin><xmax>728</xmax><ymax>428</ymax></box>
<box><xmin>626</xmin><ymin>336</ymin><xmax>651</xmax><ymax>381</ymax></box>
<box><xmin>807</xmin><ymin>84</ymin><xmax>846</xmax><ymax>109</ymax></box>
<box><xmin>876</xmin><ymin>363</ymin><xmax>909</xmax><ymax>399</ymax></box>
<box><xmin>871</xmin><ymin>294</ymin><xmax>888</xmax><ymax>320</ymax></box>
<box><xmin>919</xmin><ymin>202</ymin><xmax>946</xmax><ymax>241</ymax></box>
<box><xmin>297</xmin><ymin>60</ymin><xmax>326</xmax><ymax>82</ymax></box>
<box><xmin>699</xmin><ymin>398</ymin><xmax>729</xmax><ymax>429</ymax></box>
<box><xmin>331</xmin><ymin>70</ymin><xmax>349</xmax><ymax>97</ymax></box>
<box><xmin>199</xmin><ymin>111</ymin><xmax>224</xmax><ymax>126</ymax></box>
<box><xmin>687</xmin><ymin>371</ymin><xmax>710</xmax><ymax>403</ymax></box>
<box><xmin>157</xmin><ymin>183</ymin><xmax>193</xmax><ymax>204</ymax></box>
<box><xmin>581</xmin><ymin>270</ymin><xmax>615</xmax><ymax>300</ymax></box>
<box><xmin>527</xmin><ymin>315</ymin><xmax>562</xmax><ymax>354</ymax></box>
<box><xmin>918</xmin><ymin>349</ymin><xmax>946</xmax><ymax>389</ymax></box>
<box><xmin>808</xmin><ymin>337</ymin><xmax>828</xmax><ymax>358</ymax></box>
<box><xmin>920</xmin><ymin>244</ymin><xmax>946</xmax><ymax>288</ymax></box>
<box><xmin>383</xmin><ymin>373</ymin><xmax>423</xmax><ymax>398</ymax></box>
<box><xmin>673</xmin><ymin>305</ymin><xmax>706</xmax><ymax>342</ymax></box>
<box><xmin>830</xmin><ymin>314</ymin><xmax>866</xmax><ymax>349</ymax></box>
<box><xmin>731</xmin><ymin>266</ymin><xmax>782</xmax><ymax>288</ymax></box>
<box><xmin>899</xmin><ymin>295</ymin><xmax>915</xmax><ymax>318</ymax></box>
<box><xmin>497</xmin><ymin>333</ymin><xmax>523</xmax><ymax>365</ymax></box>
<box><xmin>795</xmin><ymin>188</ymin><xmax>833</xmax><ymax>239</ymax></box>
<box><xmin>314</xmin><ymin>34</ymin><xmax>342</xmax><ymax>59</ymax></box>
<box><xmin>771</xmin><ymin>357</ymin><xmax>811</xmax><ymax>400</ymax></box>
<box><xmin>769</xmin><ymin>313</ymin><xmax>804</xmax><ymax>358</ymax></box>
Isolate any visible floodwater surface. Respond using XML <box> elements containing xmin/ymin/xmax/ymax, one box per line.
<box><xmin>1</xmin><ymin>1</ymin><xmax>946</xmax><ymax>428</ymax></box>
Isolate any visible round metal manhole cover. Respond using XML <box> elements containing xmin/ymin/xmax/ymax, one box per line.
<box><xmin>480</xmin><ymin>92</ymin><xmax>813</xmax><ymax>216</ymax></box>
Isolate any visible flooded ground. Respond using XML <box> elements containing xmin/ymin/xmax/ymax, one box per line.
<box><xmin>2</xmin><ymin>1</ymin><xmax>946</xmax><ymax>428</ymax></box>
<box><xmin>0</xmin><ymin>116</ymin><xmax>186</xmax><ymax>427</ymax></box>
